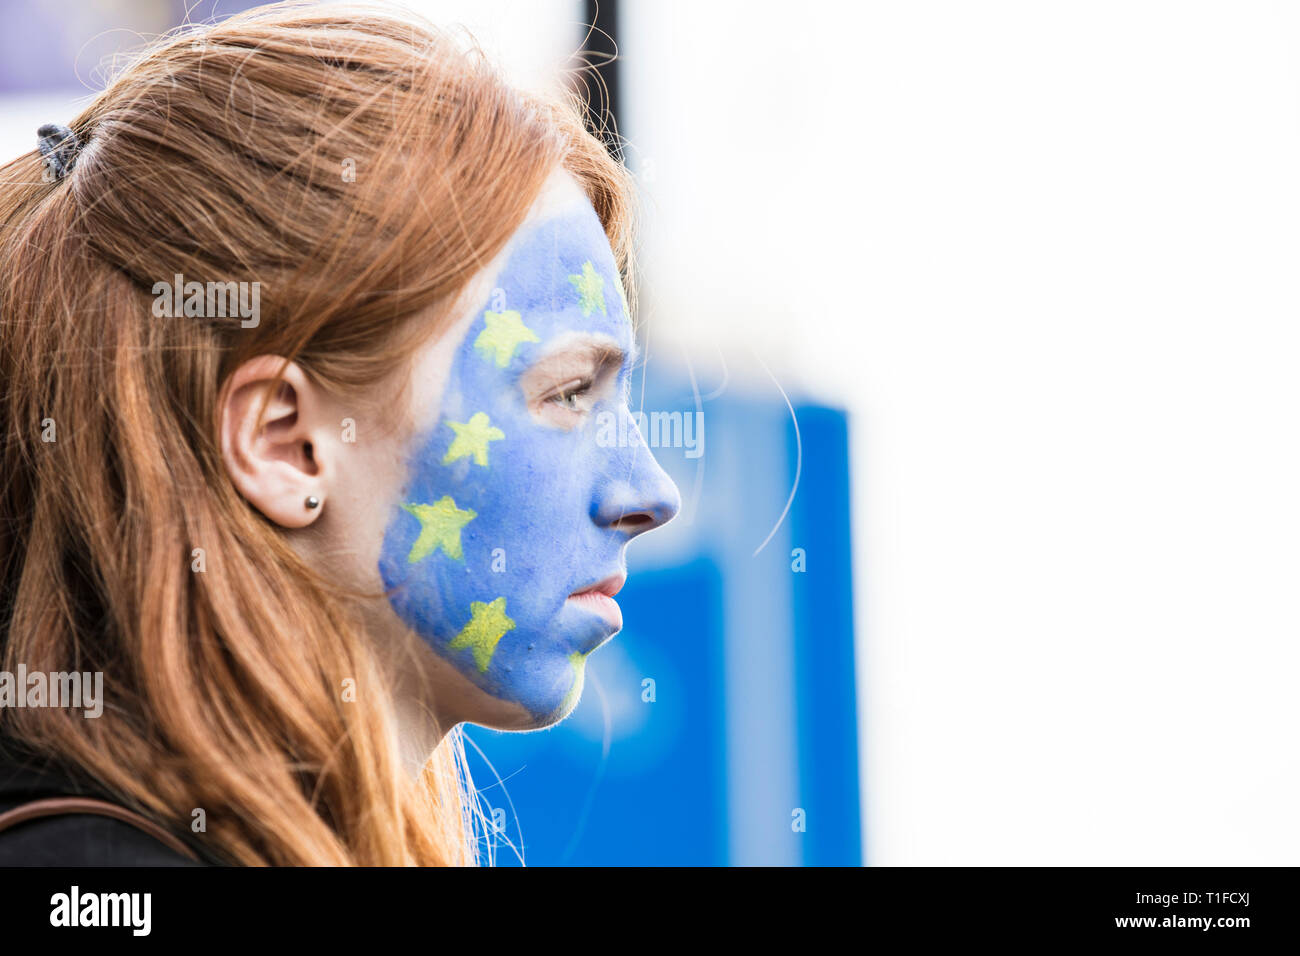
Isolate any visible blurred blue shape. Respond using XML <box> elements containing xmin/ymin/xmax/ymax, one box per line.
<box><xmin>0</xmin><ymin>1</ymin><xmax>265</xmax><ymax>95</ymax></box>
<box><xmin>790</xmin><ymin>405</ymin><xmax>862</xmax><ymax>866</ymax></box>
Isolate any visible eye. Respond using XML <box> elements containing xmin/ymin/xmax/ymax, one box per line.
<box><xmin>518</xmin><ymin>338</ymin><xmax>625</xmax><ymax>430</ymax></box>
<box><xmin>536</xmin><ymin>377</ymin><xmax>599</xmax><ymax>428</ymax></box>
<box><xmin>548</xmin><ymin>378</ymin><xmax>594</xmax><ymax>412</ymax></box>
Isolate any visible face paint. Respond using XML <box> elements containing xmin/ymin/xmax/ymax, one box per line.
<box><xmin>379</xmin><ymin>201</ymin><xmax>680</xmax><ymax>724</ymax></box>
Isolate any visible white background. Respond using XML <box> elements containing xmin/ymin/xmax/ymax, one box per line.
<box><xmin>622</xmin><ymin>0</ymin><xmax>1300</xmax><ymax>864</ymax></box>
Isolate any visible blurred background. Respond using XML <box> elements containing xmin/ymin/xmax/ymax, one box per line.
<box><xmin>6</xmin><ymin>0</ymin><xmax>1300</xmax><ymax>866</ymax></box>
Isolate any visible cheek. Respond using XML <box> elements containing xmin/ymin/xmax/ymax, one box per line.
<box><xmin>375</xmin><ymin>367</ymin><xmax>611</xmax><ymax>717</ymax></box>
<box><xmin>454</xmin><ymin>405</ymin><xmax>600</xmax><ymax>595</ymax></box>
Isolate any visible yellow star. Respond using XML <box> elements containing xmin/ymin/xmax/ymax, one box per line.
<box><xmin>567</xmin><ymin>261</ymin><xmax>606</xmax><ymax>317</ymax></box>
<box><xmin>474</xmin><ymin>310</ymin><xmax>540</xmax><ymax>367</ymax></box>
<box><xmin>449</xmin><ymin>597</ymin><xmax>516</xmax><ymax>672</ymax></box>
<box><xmin>442</xmin><ymin>411</ymin><xmax>504</xmax><ymax>467</ymax></box>
<box><xmin>402</xmin><ymin>496</ymin><xmax>476</xmax><ymax>563</ymax></box>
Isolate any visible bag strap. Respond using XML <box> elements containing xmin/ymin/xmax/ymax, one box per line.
<box><xmin>0</xmin><ymin>796</ymin><xmax>200</xmax><ymax>862</ymax></box>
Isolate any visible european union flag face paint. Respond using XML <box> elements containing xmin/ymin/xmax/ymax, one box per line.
<box><xmin>379</xmin><ymin>201</ymin><xmax>681</xmax><ymax>724</ymax></box>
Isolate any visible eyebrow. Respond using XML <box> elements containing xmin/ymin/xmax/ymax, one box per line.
<box><xmin>515</xmin><ymin>341</ymin><xmax>625</xmax><ymax>403</ymax></box>
<box><xmin>581</xmin><ymin>341</ymin><xmax>626</xmax><ymax>368</ymax></box>
<box><xmin>531</xmin><ymin>338</ymin><xmax>627</xmax><ymax>371</ymax></box>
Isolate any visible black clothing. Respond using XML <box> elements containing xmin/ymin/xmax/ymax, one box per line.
<box><xmin>0</xmin><ymin>739</ymin><xmax>210</xmax><ymax>866</ymax></box>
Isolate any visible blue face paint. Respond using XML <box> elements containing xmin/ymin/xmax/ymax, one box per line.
<box><xmin>379</xmin><ymin>202</ymin><xmax>680</xmax><ymax>724</ymax></box>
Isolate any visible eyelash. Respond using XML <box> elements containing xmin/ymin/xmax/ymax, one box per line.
<box><xmin>547</xmin><ymin>378</ymin><xmax>594</xmax><ymax>410</ymax></box>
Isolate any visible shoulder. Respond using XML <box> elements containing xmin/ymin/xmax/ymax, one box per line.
<box><xmin>0</xmin><ymin>812</ymin><xmax>206</xmax><ymax>866</ymax></box>
<box><xmin>0</xmin><ymin>741</ymin><xmax>212</xmax><ymax>867</ymax></box>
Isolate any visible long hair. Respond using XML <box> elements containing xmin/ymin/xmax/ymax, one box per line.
<box><xmin>0</xmin><ymin>1</ymin><xmax>636</xmax><ymax>865</ymax></box>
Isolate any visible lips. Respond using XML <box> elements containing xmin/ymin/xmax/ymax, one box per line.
<box><xmin>567</xmin><ymin>571</ymin><xmax>626</xmax><ymax>629</ymax></box>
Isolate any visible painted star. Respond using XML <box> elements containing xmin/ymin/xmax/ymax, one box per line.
<box><xmin>442</xmin><ymin>411</ymin><xmax>504</xmax><ymax>467</ymax></box>
<box><xmin>474</xmin><ymin>310</ymin><xmax>540</xmax><ymax>368</ymax></box>
<box><xmin>402</xmin><ymin>496</ymin><xmax>476</xmax><ymax>563</ymax></box>
<box><xmin>449</xmin><ymin>596</ymin><xmax>516</xmax><ymax>672</ymax></box>
<box><xmin>568</xmin><ymin>261</ymin><xmax>606</xmax><ymax>318</ymax></box>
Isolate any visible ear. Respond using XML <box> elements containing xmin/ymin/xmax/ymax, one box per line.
<box><xmin>219</xmin><ymin>355</ymin><xmax>333</xmax><ymax>529</ymax></box>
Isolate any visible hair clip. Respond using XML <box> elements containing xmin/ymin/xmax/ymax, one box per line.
<box><xmin>36</xmin><ymin>123</ymin><xmax>84</xmax><ymax>182</ymax></box>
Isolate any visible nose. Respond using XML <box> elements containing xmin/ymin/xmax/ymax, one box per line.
<box><xmin>592</xmin><ymin>443</ymin><xmax>681</xmax><ymax>537</ymax></box>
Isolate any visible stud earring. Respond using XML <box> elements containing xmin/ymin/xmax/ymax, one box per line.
<box><xmin>305</xmin><ymin>496</ymin><xmax>321</xmax><ymax>510</ymax></box>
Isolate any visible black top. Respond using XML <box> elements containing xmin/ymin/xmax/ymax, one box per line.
<box><xmin>0</xmin><ymin>740</ymin><xmax>212</xmax><ymax>866</ymax></box>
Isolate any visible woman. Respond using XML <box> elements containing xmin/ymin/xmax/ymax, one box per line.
<box><xmin>0</xmin><ymin>1</ymin><xmax>679</xmax><ymax>866</ymax></box>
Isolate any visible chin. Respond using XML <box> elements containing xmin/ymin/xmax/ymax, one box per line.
<box><xmin>530</xmin><ymin>659</ymin><xmax>587</xmax><ymax>730</ymax></box>
<box><xmin>454</xmin><ymin>645</ymin><xmax>591</xmax><ymax>733</ymax></box>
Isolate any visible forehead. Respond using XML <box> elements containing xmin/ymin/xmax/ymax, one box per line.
<box><xmin>474</xmin><ymin>171</ymin><xmax>632</xmax><ymax>352</ymax></box>
<box><xmin>527</xmin><ymin>169</ymin><xmax>592</xmax><ymax>222</ymax></box>
<box><xmin>407</xmin><ymin>172</ymin><xmax>634</xmax><ymax>423</ymax></box>
<box><xmin>497</xmin><ymin>216</ymin><xmax>620</xmax><ymax>319</ymax></box>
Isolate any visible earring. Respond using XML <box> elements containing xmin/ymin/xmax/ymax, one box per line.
<box><xmin>305</xmin><ymin>496</ymin><xmax>321</xmax><ymax>510</ymax></box>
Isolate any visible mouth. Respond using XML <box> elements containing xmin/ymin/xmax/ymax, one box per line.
<box><xmin>566</xmin><ymin>571</ymin><xmax>626</xmax><ymax>629</ymax></box>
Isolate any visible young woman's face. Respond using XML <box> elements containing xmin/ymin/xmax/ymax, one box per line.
<box><xmin>375</xmin><ymin>170</ymin><xmax>679</xmax><ymax>730</ymax></box>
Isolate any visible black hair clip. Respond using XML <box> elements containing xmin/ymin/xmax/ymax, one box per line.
<box><xmin>36</xmin><ymin>123</ymin><xmax>84</xmax><ymax>182</ymax></box>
